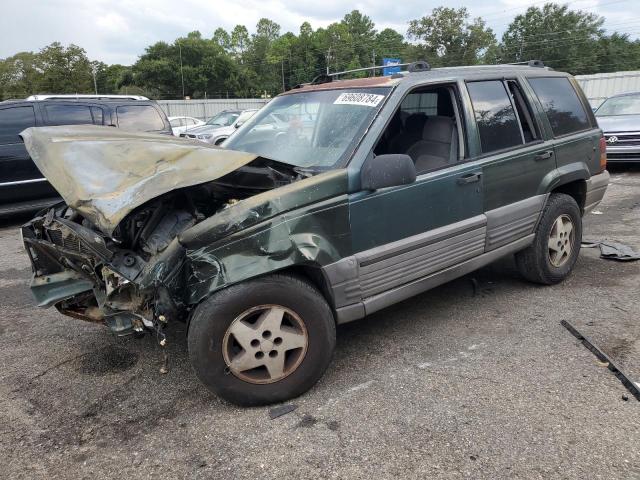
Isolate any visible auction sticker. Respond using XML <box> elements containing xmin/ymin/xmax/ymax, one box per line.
<box><xmin>334</xmin><ymin>92</ymin><xmax>385</xmax><ymax>107</ymax></box>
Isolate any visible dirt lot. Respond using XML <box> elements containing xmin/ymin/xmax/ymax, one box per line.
<box><xmin>1</xmin><ymin>167</ymin><xmax>639</xmax><ymax>480</ymax></box>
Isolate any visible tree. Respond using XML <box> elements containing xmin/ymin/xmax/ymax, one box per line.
<box><xmin>501</xmin><ymin>3</ymin><xmax>604</xmax><ymax>74</ymax></box>
<box><xmin>131</xmin><ymin>32</ymin><xmax>242</xmax><ymax>98</ymax></box>
<box><xmin>93</xmin><ymin>62</ymin><xmax>131</xmax><ymax>93</ymax></box>
<box><xmin>408</xmin><ymin>7</ymin><xmax>496</xmax><ymax>67</ymax></box>
<box><xmin>0</xmin><ymin>52</ymin><xmax>40</xmax><ymax>99</ymax></box>
<box><xmin>213</xmin><ymin>27</ymin><xmax>231</xmax><ymax>51</ymax></box>
<box><xmin>231</xmin><ymin>25</ymin><xmax>251</xmax><ymax>61</ymax></box>
<box><xmin>35</xmin><ymin>42</ymin><xmax>94</xmax><ymax>93</ymax></box>
<box><xmin>595</xmin><ymin>33</ymin><xmax>640</xmax><ymax>73</ymax></box>
<box><xmin>375</xmin><ymin>28</ymin><xmax>407</xmax><ymax>60</ymax></box>
<box><xmin>342</xmin><ymin>10</ymin><xmax>377</xmax><ymax>68</ymax></box>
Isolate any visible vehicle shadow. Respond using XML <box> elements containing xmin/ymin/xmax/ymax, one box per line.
<box><xmin>607</xmin><ymin>162</ymin><xmax>640</xmax><ymax>173</ymax></box>
<box><xmin>0</xmin><ymin>212</ymin><xmax>33</xmax><ymax>229</ymax></box>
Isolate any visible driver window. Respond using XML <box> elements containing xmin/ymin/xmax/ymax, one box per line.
<box><xmin>374</xmin><ymin>85</ymin><xmax>464</xmax><ymax>175</ymax></box>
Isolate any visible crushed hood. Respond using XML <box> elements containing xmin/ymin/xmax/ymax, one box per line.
<box><xmin>22</xmin><ymin>125</ymin><xmax>258</xmax><ymax>235</ymax></box>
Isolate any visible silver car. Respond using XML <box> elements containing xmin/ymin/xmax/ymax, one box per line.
<box><xmin>595</xmin><ymin>92</ymin><xmax>640</xmax><ymax>163</ymax></box>
<box><xmin>180</xmin><ymin>109</ymin><xmax>257</xmax><ymax>145</ymax></box>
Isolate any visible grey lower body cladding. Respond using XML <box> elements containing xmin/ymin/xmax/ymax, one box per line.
<box><xmin>326</xmin><ymin>195</ymin><xmax>548</xmax><ymax>324</ymax></box>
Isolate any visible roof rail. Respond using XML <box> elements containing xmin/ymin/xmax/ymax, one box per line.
<box><xmin>26</xmin><ymin>94</ymin><xmax>149</xmax><ymax>101</ymax></box>
<box><xmin>509</xmin><ymin>60</ymin><xmax>545</xmax><ymax>68</ymax></box>
<box><xmin>328</xmin><ymin>60</ymin><xmax>431</xmax><ymax>78</ymax></box>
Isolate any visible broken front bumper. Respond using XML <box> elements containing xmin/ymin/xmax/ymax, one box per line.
<box><xmin>21</xmin><ymin>208</ymin><xmax>176</xmax><ymax>335</ymax></box>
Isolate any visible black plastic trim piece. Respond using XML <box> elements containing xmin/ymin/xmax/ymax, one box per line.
<box><xmin>561</xmin><ymin>320</ymin><xmax>640</xmax><ymax>401</ymax></box>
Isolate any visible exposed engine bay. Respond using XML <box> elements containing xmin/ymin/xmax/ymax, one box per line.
<box><xmin>22</xmin><ymin>158</ymin><xmax>304</xmax><ymax>337</ymax></box>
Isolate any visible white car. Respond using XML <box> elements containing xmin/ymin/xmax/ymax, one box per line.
<box><xmin>168</xmin><ymin>116</ymin><xmax>206</xmax><ymax>136</ymax></box>
<box><xmin>180</xmin><ymin>109</ymin><xmax>258</xmax><ymax>145</ymax></box>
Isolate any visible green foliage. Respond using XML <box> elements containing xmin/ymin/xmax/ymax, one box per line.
<box><xmin>501</xmin><ymin>3</ymin><xmax>604</xmax><ymax>74</ymax></box>
<box><xmin>129</xmin><ymin>33</ymin><xmax>242</xmax><ymax>98</ymax></box>
<box><xmin>408</xmin><ymin>7</ymin><xmax>496</xmax><ymax>67</ymax></box>
<box><xmin>2</xmin><ymin>4</ymin><xmax>640</xmax><ymax>100</ymax></box>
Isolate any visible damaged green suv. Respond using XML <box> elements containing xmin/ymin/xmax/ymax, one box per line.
<box><xmin>21</xmin><ymin>61</ymin><xmax>609</xmax><ymax>405</ymax></box>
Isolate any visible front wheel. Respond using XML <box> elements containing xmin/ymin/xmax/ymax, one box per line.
<box><xmin>515</xmin><ymin>193</ymin><xmax>582</xmax><ymax>285</ymax></box>
<box><xmin>188</xmin><ymin>274</ymin><xmax>336</xmax><ymax>406</ymax></box>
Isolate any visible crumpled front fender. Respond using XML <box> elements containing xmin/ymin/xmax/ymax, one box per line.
<box><xmin>183</xmin><ymin>194</ymin><xmax>352</xmax><ymax>305</ymax></box>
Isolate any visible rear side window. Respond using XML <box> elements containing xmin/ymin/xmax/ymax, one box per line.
<box><xmin>401</xmin><ymin>91</ymin><xmax>439</xmax><ymax>115</ymax></box>
<box><xmin>528</xmin><ymin>77</ymin><xmax>590</xmax><ymax>136</ymax></box>
<box><xmin>116</xmin><ymin>105</ymin><xmax>165</xmax><ymax>132</ymax></box>
<box><xmin>45</xmin><ymin>104</ymin><xmax>93</xmax><ymax>125</ymax></box>
<box><xmin>0</xmin><ymin>106</ymin><xmax>36</xmax><ymax>144</ymax></box>
<box><xmin>467</xmin><ymin>80</ymin><xmax>522</xmax><ymax>153</ymax></box>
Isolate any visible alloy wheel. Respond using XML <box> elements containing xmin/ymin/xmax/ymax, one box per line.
<box><xmin>222</xmin><ymin>305</ymin><xmax>308</xmax><ymax>384</ymax></box>
<box><xmin>548</xmin><ymin>214</ymin><xmax>574</xmax><ymax>267</ymax></box>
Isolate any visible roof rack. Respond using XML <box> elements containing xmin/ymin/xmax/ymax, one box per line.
<box><xmin>508</xmin><ymin>60</ymin><xmax>545</xmax><ymax>68</ymax></box>
<box><xmin>327</xmin><ymin>60</ymin><xmax>431</xmax><ymax>79</ymax></box>
<box><xmin>289</xmin><ymin>60</ymin><xmax>432</xmax><ymax>90</ymax></box>
<box><xmin>26</xmin><ymin>94</ymin><xmax>149</xmax><ymax>101</ymax></box>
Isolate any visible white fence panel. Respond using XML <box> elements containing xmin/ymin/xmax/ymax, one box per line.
<box><xmin>575</xmin><ymin>71</ymin><xmax>640</xmax><ymax>108</ymax></box>
<box><xmin>157</xmin><ymin>98</ymin><xmax>270</xmax><ymax>120</ymax></box>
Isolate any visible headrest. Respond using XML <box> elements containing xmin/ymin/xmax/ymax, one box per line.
<box><xmin>404</xmin><ymin>113</ymin><xmax>427</xmax><ymax>134</ymax></box>
<box><xmin>422</xmin><ymin>116</ymin><xmax>454</xmax><ymax>143</ymax></box>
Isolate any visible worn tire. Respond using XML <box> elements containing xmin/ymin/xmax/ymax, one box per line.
<box><xmin>188</xmin><ymin>273</ymin><xmax>336</xmax><ymax>406</ymax></box>
<box><xmin>515</xmin><ymin>193</ymin><xmax>582</xmax><ymax>285</ymax></box>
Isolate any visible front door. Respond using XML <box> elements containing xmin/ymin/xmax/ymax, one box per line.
<box><xmin>349</xmin><ymin>83</ymin><xmax>485</xmax><ymax>301</ymax></box>
<box><xmin>0</xmin><ymin>104</ymin><xmax>57</xmax><ymax>205</ymax></box>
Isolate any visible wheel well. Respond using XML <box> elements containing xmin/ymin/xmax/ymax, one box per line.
<box><xmin>551</xmin><ymin>180</ymin><xmax>586</xmax><ymax>213</ymax></box>
<box><xmin>279</xmin><ymin>265</ymin><xmax>336</xmax><ymax>312</ymax></box>
<box><xmin>214</xmin><ymin>137</ymin><xmax>227</xmax><ymax>145</ymax></box>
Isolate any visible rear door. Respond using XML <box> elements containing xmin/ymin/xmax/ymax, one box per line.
<box><xmin>526</xmin><ymin>76</ymin><xmax>601</xmax><ymax>175</ymax></box>
<box><xmin>42</xmin><ymin>102</ymin><xmax>103</xmax><ymax>127</ymax></box>
<box><xmin>0</xmin><ymin>103</ymin><xmax>58</xmax><ymax>205</ymax></box>
<box><xmin>463</xmin><ymin>79</ymin><xmax>554</xmax><ymax>251</ymax></box>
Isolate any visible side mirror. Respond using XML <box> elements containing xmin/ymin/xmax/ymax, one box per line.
<box><xmin>235</xmin><ymin>121</ymin><xmax>243</xmax><ymax>129</ymax></box>
<box><xmin>360</xmin><ymin>154</ymin><xmax>416</xmax><ymax>191</ymax></box>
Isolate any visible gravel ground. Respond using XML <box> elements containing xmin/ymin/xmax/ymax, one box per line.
<box><xmin>0</xmin><ymin>167</ymin><xmax>638</xmax><ymax>479</ymax></box>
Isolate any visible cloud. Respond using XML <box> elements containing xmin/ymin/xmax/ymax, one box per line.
<box><xmin>0</xmin><ymin>0</ymin><xmax>637</xmax><ymax>65</ymax></box>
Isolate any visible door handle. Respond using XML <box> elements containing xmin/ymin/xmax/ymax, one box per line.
<box><xmin>534</xmin><ymin>150</ymin><xmax>554</xmax><ymax>161</ymax></box>
<box><xmin>457</xmin><ymin>172</ymin><xmax>482</xmax><ymax>185</ymax></box>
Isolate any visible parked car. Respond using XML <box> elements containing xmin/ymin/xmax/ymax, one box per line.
<box><xmin>168</xmin><ymin>116</ymin><xmax>205</xmax><ymax>136</ymax></box>
<box><xmin>20</xmin><ymin>61</ymin><xmax>609</xmax><ymax>406</ymax></box>
<box><xmin>0</xmin><ymin>95</ymin><xmax>172</xmax><ymax>215</ymax></box>
<box><xmin>594</xmin><ymin>91</ymin><xmax>640</xmax><ymax>162</ymax></box>
<box><xmin>180</xmin><ymin>109</ymin><xmax>257</xmax><ymax>145</ymax></box>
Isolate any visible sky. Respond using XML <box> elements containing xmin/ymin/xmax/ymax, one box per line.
<box><xmin>0</xmin><ymin>0</ymin><xmax>638</xmax><ymax>65</ymax></box>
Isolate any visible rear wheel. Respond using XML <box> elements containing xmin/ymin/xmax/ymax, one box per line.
<box><xmin>188</xmin><ymin>274</ymin><xmax>336</xmax><ymax>406</ymax></box>
<box><xmin>515</xmin><ymin>193</ymin><xmax>582</xmax><ymax>285</ymax></box>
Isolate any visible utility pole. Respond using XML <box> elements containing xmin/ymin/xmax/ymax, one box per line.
<box><xmin>178</xmin><ymin>41</ymin><xmax>185</xmax><ymax>99</ymax></box>
<box><xmin>372</xmin><ymin>49</ymin><xmax>376</xmax><ymax>77</ymax></box>
<box><xmin>91</xmin><ymin>66</ymin><xmax>98</xmax><ymax>94</ymax></box>
<box><xmin>281</xmin><ymin>59</ymin><xmax>285</xmax><ymax>92</ymax></box>
<box><xmin>326</xmin><ymin>47</ymin><xmax>331</xmax><ymax>74</ymax></box>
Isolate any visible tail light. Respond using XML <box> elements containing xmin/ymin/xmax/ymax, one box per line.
<box><xmin>599</xmin><ymin>136</ymin><xmax>607</xmax><ymax>172</ymax></box>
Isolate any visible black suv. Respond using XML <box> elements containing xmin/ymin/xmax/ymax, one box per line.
<box><xmin>0</xmin><ymin>96</ymin><xmax>172</xmax><ymax>215</ymax></box>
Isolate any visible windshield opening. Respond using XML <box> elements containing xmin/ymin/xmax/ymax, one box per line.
<box><xmin>596</xmin><ymin>94</ymin><xmax>640</xmax><ymax>116</ymax></box>
<box><xmin>207</xmin><ymin>111</ymin><xmax>240</xmax><ymax>126</ymax></box>
<box><xmin>224</xmin><ymin>87</ymin><xmax>391</xmax><ymax>169</ymax></box>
